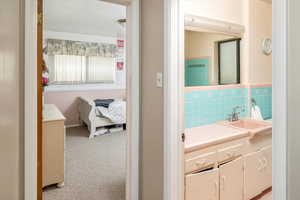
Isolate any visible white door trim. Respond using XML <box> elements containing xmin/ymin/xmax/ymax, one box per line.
<box><xmin>24</xmin><ymin>0</ymin><xmax>38</xmax><ymax>199</ymax></box>
<box><xmin>24</xmin><ymin>0</ymin><xmax>140</xmax><ymax>200</ymax></box>
<box><xmin>272</xmin><ymin>0</ymin><xmax>287</xmax><ymax>199</ymax></box>
<box><xmin>164</xmin><ymin>0</ymin><xmax>183</xmax><ymax>200</ymax></box>
<box><xmin>126</xmin><ymin>1</ymin><xmax>140</xmax><ymax>200</ymax></box>
<box><xmin>165</xmin><ymin>0</ymin><xmax>288</xmax><ymax>200</ymax></box>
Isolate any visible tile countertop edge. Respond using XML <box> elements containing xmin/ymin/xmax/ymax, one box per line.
<box><xmin>184</xmin><ymin>130</ymin><xmax>250</xmax><ymax>153</ymax></box>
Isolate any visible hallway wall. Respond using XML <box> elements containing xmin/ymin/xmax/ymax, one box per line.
<box><xmin>140</xmin><ymin>0</ymin><xmax>164</xmax><ymax>200</ymax></box>
<box><xmin>0</xmin><ymin>0</ymin><xmax>24</xmax><ymax>199</ymax></box>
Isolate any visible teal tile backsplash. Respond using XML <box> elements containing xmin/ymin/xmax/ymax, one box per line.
<box><xmin>251</xmin><ymin>87</ymin><xmax>272</xmax><ymax>120</ymax></box>
<box><xmin>185</xmin><ymin>88</ymin><xmax>249</xmax><ymax>128</ymax></box>
<box><xmin>185</xmin><ymin>86</ymin><xmax>272</xmax><ymax>128</ymax></box>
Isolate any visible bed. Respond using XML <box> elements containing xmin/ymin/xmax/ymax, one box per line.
<box><xmin>79</xmin><ymin>96</ymin><xmax>126</xmax><ymax>139</ymax></box>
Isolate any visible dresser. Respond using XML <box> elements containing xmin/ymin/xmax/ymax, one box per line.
<box><xmin>43</xmin><ymin>104</ymin><xmax>66</xmax><ymax>188</ymax></box>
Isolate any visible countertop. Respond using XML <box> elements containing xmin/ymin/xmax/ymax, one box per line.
<box><xmin>185</xmin><ymin>123</ymin><xmax>249</xmax><ymax>153</ymax></box>
<box><xmin>43</xmin><ymin>104</ymin><xmax>66</xmax><ymax>122</ymax></box>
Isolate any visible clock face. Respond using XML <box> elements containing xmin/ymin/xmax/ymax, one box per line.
<box><xmin>262</xmin><ymin>38</ymin><xmax>272</xmax><ymax>55</ymax></box>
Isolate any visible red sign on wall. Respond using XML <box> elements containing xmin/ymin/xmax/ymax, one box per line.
<box><xmin>117</xmin><ymin>40</ymin><xmax>124</xmax><ymax>48</ymax></box>
<box><xmin>117</xmin><ymin>62</ymin><xmax>124</xmax><ymax>71</ymax></box>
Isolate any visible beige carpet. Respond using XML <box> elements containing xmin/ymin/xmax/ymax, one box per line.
<box><xmin>44</xmin><ymin>126</ymin><xmax>126</xmax><ymax>200</ymax></box>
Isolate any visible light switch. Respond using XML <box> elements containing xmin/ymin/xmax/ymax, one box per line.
<box><xmin>156</xmin><ymin>72</ymin><xmax>163</xmax><ymax>88</ymax></box>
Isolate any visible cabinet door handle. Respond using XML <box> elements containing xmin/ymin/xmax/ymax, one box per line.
<box><xmin>258</xmin><ymin>158</ymin><xmax>263</xmax><ymax>171</ymax></box>
<box><xmin>221</xmin><ymin>176</ymin><xmax>226</xmax><ymax>191</ymax></box>
<box><xmin>263</xmin><ymin>157</ymin><xmax>268</xmax><ymax>169</ymax></box>
<box><xmin>214</xmin><ymin>181</ymin><xmax>218</xmax><ymax>196</ymax></box>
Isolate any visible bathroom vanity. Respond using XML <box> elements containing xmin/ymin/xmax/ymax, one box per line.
<box><xmin>184</xmin><ymin>119</ymin><xmax>272</xmax><ymax>200</ymax></box>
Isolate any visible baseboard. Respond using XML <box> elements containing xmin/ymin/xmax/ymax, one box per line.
<box><xmin>66</xmin><ymin>124</ymin><xmax>83</xmax><ymax>128</ymax></box>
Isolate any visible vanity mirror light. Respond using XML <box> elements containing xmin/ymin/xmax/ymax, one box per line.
<box><xmin>184</xmin><ymin>15</ymin><xmax>245</xmax><ymax>87</ymax></box>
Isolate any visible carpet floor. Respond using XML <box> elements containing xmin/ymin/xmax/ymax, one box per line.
<box><xmin>43</xmin><ymin>126</ymin><xmax>126</xmax><ymax>200</ymax></box>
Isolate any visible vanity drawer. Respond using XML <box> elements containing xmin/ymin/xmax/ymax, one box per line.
<box><xmin>217</xmin><ymin>144</ymin><xmax>243</xmax><ymax>163</ymax></box>
<box><xmin>185</xmin><ymin>151</ymin><xmax>216</xmax><ymax>173</ymax></box>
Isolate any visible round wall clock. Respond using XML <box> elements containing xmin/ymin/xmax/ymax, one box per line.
<box><xmin>262</xmin><ymin>38</ymin><xmax>272</xmax><ymax>55</ymax></box>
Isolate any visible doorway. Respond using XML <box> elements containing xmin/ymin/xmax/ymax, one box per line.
<box><xmin>24</xmin><ymin>0</ymin><xmax>140</xmax><ymax>200</ymax></box>
<box><xmin>164</xmin><ymin>0</ymin><xmax>287</xmax><ymax>200</ymax></box>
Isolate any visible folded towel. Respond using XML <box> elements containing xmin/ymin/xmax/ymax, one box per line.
<box><xmin>251</xmin><ymin>105</ymin><xmax>263</xmax><ymax>120</ymax></box>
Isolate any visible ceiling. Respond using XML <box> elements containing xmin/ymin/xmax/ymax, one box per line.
<box><xmin>44</xmin><ymin>0</ymin><xmax>126</xmax><ymax>37</ymax></box>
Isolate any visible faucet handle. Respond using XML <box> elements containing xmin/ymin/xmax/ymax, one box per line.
<box><xmin>241</xmin><ymin>105</ymin><xmax>246</xmax><ymax>112</ymax></box>
<box><xmin>227</xmin><ymin>114</ymin><xmax>233</xmax><ymax>122</ymax></box>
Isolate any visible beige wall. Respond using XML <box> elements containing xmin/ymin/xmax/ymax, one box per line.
<box><xmin>0</xmin><ymin>0</ymin><xmax>24</xmax><ymax>199</ymax></box>
<box><xmin>248</xmin><ymin>0</ymin><xmax>272</xmax><ymax>84</ymax></box>
<box><xmin>185</xmin><ymin>31</ymin><xmax>234</xmax><ymax>84</ymax></box>
<box><xmin>140</xmin><ymin>0</ymin><xmax>164</xmax><ymax>200</ymax></box>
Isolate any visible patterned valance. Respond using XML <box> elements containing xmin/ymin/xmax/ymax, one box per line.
<box><xmin>44</xmin><ymin>39</ymin><xmax>117</xmax><ymax>57</ymax></box>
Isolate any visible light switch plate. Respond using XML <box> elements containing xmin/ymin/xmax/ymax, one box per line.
<box><xmin>156</xmin><ymin>72</ymin><xmax>163</xmax><ymax>88</ymax></box>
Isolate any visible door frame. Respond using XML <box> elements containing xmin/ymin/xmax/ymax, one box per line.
<box><xmin>24</xmin><ymin>0</ymin><xmax>140</xmax><ymax>200</ymax></box>
<box><xmin>164</xmin><ymin>0</ymin><xmax>184</xmax><ymax>200</ymax></box>
<box><xmin>164</xmin><ymin>1</ymin><xmax>288</xmax><ymax>200</ymax></box>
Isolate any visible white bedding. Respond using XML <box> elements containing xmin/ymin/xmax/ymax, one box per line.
<box><xmin>96</xmin><ymin>100</ymin><xmax>126</xmax><ymax>124</ymax></box>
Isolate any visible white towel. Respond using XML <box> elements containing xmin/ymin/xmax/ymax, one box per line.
<box><xmin>251</xmin><ymin>105</ymin><xmax>263</xmax><ymax>120</ymax></box>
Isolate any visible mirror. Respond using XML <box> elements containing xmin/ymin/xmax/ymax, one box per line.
<box><xmin>185</xmin><ymin>30</ymin><xmax>241</xmax><ymax>86</ymax></box>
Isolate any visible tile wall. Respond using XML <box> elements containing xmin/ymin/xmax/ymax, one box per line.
<box><xmin>250</xmin><ymin>86</ymin><xmax>272</xmax><ymax>120</ymax></box>
<box><xmin>184</xmin><ymin>86</ymin><xmax>272</xmax><ymax>128</ymax></box>
<box><xmin>185</xmin><ymin>88</ymin><xmax>249</xmax><ymax>128</ymax></box>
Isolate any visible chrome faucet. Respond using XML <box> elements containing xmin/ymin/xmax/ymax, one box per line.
<box><xmin>228</xmin><ymin>106</ymin><xmax>244</xmax><ymax>122</ymax></box>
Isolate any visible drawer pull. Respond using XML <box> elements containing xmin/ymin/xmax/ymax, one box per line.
<box><xmin>226</xmin><ymin>151</ymin><xmax>235</xmax><ymax>158</ymax></box>
<box><xmin>196</xmin><ymin>159</ymin><xmax>207</xmax><ymax>167</ymax></box>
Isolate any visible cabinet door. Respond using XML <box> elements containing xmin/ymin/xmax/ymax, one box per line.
<box><xmin>244</xmin><ymin>151</ymin><xmax>265</xmax><ymax>200</ymax></box>
<box><xmin>219</xmin><ymin>157</ymin><xmax>244</xmax><ymax>200</ymax></box>
<box><xmin>185</xmin><ymin>168</ymin><xmax>219</xmax><ymax>200</ymax></box>
<box><xmin>261</xmin><ymin>146</ymin><xmax>272</xmax><ymax>190</ymax></box>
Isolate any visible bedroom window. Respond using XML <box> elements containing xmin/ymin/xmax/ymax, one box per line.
<box><xmin>49</xmin><ymin>55</ymin><xmax>116</xmax><ymax>84</ymax></box>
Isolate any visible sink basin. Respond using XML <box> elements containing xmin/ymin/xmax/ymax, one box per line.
<box><xmin>220</xmin><ymin>119</ymin><xmax>272</xmax><ymax>138</ymax></box>
<box><xmin>229</xmin><ymin>119</ymin><xmax>269</xmax><ymax>130</ymax></box>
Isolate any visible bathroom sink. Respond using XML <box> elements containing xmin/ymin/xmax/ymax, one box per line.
<box><xmin>220</xmin><ymin>119</ymin><xmax>272</xmax><ymax>138</ymax></box>
<box><xmin>229</xmin><ymin>119</ymin><xmax>268</xmax><ymax>130</ymax></box>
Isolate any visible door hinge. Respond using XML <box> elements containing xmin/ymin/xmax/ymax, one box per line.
<box><xmin>181</xmin><ymin>133</ymin><xmax>186</xmax><ymax>142</ymax></box>
<box><xmin>37</xmin><ymin>12</ymin><xmax>43</xmax><ymax>25</ymax></box>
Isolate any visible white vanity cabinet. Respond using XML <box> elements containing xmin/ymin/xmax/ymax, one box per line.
<box><xmin>261</xmin><ymin>146</ymin><xmax>272</xmax><ymax>189</ymax></box>
<box><xmin>184</xmin><ymin>133</ymin><xmax>272</xmax><ymax>200</ymax></box>
<box><xmin>219</xmin><ymin>157</ymin><xmax>244</xmax><ymax>200</ymax></box>
<box><xmin>244</xmin><ymin>145</ymin><xmax>272</xmax><ymax>199</ymax></box>
<box><xmin>185</xmin><ymin>168</ymin><xmax>219</xmax><ymax>200</ymax></box>
<box><xmin>244</xmin><ymin>151</ymin><xmax>264</xmax><ymax>199</ymax></box>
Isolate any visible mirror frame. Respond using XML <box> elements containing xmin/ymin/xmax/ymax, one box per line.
<box><xmin>218</xmin><ymin>38</ymin><xmax>241</xmax><ymax>85</ymax></box>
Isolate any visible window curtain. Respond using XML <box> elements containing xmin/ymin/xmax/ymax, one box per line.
<box><xmin>44</xmin><ymin>39</ymin><xmax>117</xmax><ymax>57</ymax></box>
<box><xmin>52</xmin><ymin>55</ymin><xmax>86</xmax><ymax>83</ymax></box>
<box><xmin>87</xmin><ymin>56</ymin><xmax>115</xmax><ymax>82</ymax></box>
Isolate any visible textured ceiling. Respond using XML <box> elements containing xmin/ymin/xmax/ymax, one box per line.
<box><xmin>44</xmin><ymin>0</ymin><xmax>126</xmax><ymax>37</ymax></box>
